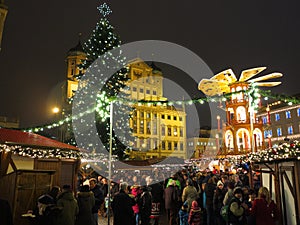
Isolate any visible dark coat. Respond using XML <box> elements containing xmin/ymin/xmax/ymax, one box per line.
<box><xmin>76</xmin><ymin>191</ymin><xmax>95</xmax><ymax>225</ymax></box>
<box><xmin>228</xmin><ymin>196</ymin><xmax>247</xmax><ymax>225</ymax></box>
<box><xmin>90</xmin><ymin>184</ymin><xmax>104</xmax><ymax>213</ymax></box>
<box><xmin>111</xmin><ymin>190</ymin><xmax>135</xmax><ymax>225</ymax></box>
<box><xmin>204</xmin><ymin>182</ymin><xmax>216</xmax><ymax>206</ymax></box>
<box><xmin>0</xmin><ymin>199</ymin><xmax>13</xmax><ymax>225</ymax></box>
<box><xmin>213</xmin><ymin>187</ymin><xmax>226</xmax><ymax>213</ymax></box>
<box><xmin>56</xmin><ymin>191</ymin><xmax>79</xmax><ymax>225</ymax></box>
<box><xmin>164</xmin><ymin>185</ymin><xmax>180</xmax><ymax>210</ymax></box>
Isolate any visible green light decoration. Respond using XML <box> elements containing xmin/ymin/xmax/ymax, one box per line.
<box><xmin>21</xmin><ymin>88</ymin><xmax>300</xmax><ymax>134</ymax></box>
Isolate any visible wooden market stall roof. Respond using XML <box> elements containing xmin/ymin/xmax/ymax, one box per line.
<box><xmin>0</xmin><ymin>128</ymin><xmax>78</xmax><ymax>150</ymax></box>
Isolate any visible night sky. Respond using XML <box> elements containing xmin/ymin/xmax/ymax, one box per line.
<box><xmin>0</xmin><ymin>0</ymin><xmax>300</xmax><ymax>136</ymax></box>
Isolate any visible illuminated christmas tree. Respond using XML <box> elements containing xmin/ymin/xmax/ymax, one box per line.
<box><xmin>66</xmin><ymin>3</ymin><xmax>129</xmax><ymax>160</ymax></box>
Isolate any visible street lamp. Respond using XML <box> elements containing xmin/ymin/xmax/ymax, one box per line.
<box><xmin>52</xmin><ymin>107</ymin><xmax>60</xmax><ymax>141</ymax></box>
<box><xmin>52</xmin><ymin>107</ymin><xmax>60</xmax><ymax>114</ymax></box>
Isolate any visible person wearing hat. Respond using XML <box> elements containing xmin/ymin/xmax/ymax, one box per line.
<box><xmin>213</xmin><ymin>180</ymin><xmax>226</xmax><ymax>225</ymax></box>
<box><xmin>227</xmin><ymin>187</ymin><xmax>249</xmax><ymax>225</ymax></box>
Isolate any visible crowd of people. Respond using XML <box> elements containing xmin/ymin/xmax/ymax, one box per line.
<box><xmin>29</xmin><ymin>165</ymin><xmax>280</xmax><ymax>225</ymax></box>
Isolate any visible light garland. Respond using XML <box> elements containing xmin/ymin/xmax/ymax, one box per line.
<box><xmin>0</xmin><ymin>144</ymin><xmax>82</xmax><ymax>159</ymax></box>
<box><xmin>20</xmin><ymin>88</ymin><xmax>300</xmax><ymax>134</ymax></box>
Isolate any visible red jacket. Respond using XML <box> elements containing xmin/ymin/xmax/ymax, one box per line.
<box><xmin>250</xmin><ymin>198</ymin><xmax>279</xmax><ymax>225</ymax></box>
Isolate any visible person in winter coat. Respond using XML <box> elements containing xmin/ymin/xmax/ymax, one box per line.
<box><xmin>34</xmin><ymin>186</ymin><xmax>61</xmax><ymax>225</ymax></box>
<box><xmin>250</xmin><ymin>186</ymin><xmax>279</xmax><ymax>225</ymax></box>
<box><xmin>76</xmin><ymin>185</ymin><xmax>95</xmax><ymax>225</ymax></box>
<box><xmin>89</xmin><ymin>178</ymin><xmax>104</xmax><ymax>225</ymax></box>
<box><xmin>182</xmin><ymin>179</ymin><xmax>198</xmax><ymax>212</ymax></box>
<box><xmin>227</xmin><ymin>187</ymin><xmax>248</xmax><ymax>225</ymax></box>
<box><xmin>178</xmin><ymin>201</ymin><xmax>189</xmax><ymax>225</ymax></box>
<box><xmin>131</xmin><ymin>185</ymin><xmax>142</xmax><ymax>225</ymax></box>
<box><xmin>56</xmin><ymin>185</ymin><xmax>79</xmax><ymax>225</ymax></box>
<box><xmin>138</xmin><ymin>186</ymin><xmax>152</xmax><ymax>225</ymax></box>
<box><xmin>111</xmin><ymin>182</ymin><xmax>135</xmax><ymax>225</ymax></box>
<box><xmin>164</xmin><ymin>180</ymin><xmax>180</xmax><ymax>225</ymax></box>
<box><xmin>213</xmin><ymin>181</ymin><xmax>226</xmax><ymax>225</ymax></box>
<box><xmin>204</xmin><ymin>177</ymin><xmax>216</xmax><ymax>225</ymax></box>
<box><xmin>188</xmin><ymin>200</ymin><xmax>201</xmax><ymax>225</ymax></box>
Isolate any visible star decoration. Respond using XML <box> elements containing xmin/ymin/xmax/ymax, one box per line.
<box><xmin>97</xmin><ymin>3</ymin><xmax>112</xmax><ymax>17</ymax></box>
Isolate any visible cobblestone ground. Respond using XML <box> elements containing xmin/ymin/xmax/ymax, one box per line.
<box><xmin>98</xmin><ymin>213</ymin><xmax>168</xmax><ymax>225</ymax></box>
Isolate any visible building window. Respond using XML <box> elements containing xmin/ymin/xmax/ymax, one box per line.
<box><xmin>146</xmin><ymin>89</ymin><xmax>150</xmax><ymax>94</ymax></box>
<box><xmin>146</xmin><ymin>112</ymin><xmax>151</xmax><ymax>118</ymax></box>
<box><xmin>161</xmin><ymin>125</ymin><xmax>165</xmax><ymax>136</ymax></box>
<box><xmin>162</xmin><ymin>141</ymin><xmax>165</xmax><ymax>150</ymax></box>
<box><xmin>152</xmin><ymin>121</ymin><xmax>157</xmax><ymax>135</ymax></box>
<box><xmin>180</xmin><ymin>127</ymin><xmax>183</xmax><ymax>137</ymax></box>
<box><xmin>264</xmin><ymin>130</ymin><xmax>272</xmax><ymax>138</ymax></box>
<box><xmin>286</xmin><ymin>111</ymin><xmax>291</xmax><ymax>119</ymax></box>
<box><xmin>174</xmin><ymin>142</ymin><xmax>178</xmax><ymax>150</ymax></box>
<box><xmin>146</xmin><ymin>121</ymin><xmax>151</xmax><ymax>134</ymax></box>
<box><xmin>161</xmin><ymin>115</ymin><xmax>165</xmax><ymax>119</ymax></box>
<box><xmin>153</xmin><ymin>90</ymin><xmax>157</xmax><ymax>95</ymax></box>
<box><xmin>179</xmin><ymin>116</ymin><xmax>183</xmax><ymax>121</ymax></box>
<box><xmin>288</xmin><ymin>125</ymin><xmax>293</xmax><ymax>135</ymax></box>
<box><xmin>297</xmin><ymin>108</ymin><xmax>300</xmax><ymax>117</ymax></box>
<box><xmin>140</xmin><ymin>112</ymin><xmax>144</xmax><ymax>118</ymax></box>
<box><xmin>174</xmin><ymin>116</ymin><xmax>177</xmax><ymax>120</ymax></box>
<box><xmin>168</xmin><ymin>142</ymin><xmax>172</xmax><ymax>150</ymax></box>
<box><xmin>180</xmin><ymin>142</ymin><xmax>184</xmax><ymax>151</ymax></box>
<box><xmin>262</xmin><ymin>116</ymin><xmax>268</xmax><ymax>124</ymax></box>
<box><xmin>132</xmin><ymin>87</ymin><xmax>137</xmax><ymax>92</ymax></box>
<box><xmin>275</xmin><ymin>113</ymin><xmax>280</xmax><ymax>121</ymax></box>
<box><xmin>277</xmin><ymin>127</ymin><xmax>282</xmax><ymax>137</ymax></box>
<box><xmin>140</xmin><ymin>88</ymin><xmax>144</xmax><ymax>93</ymax></box>
<box><xmin>173</xmin><ymin>127</ymin><xmax>178</xmax><ymax>136</ymax></box>
<box><xmin>167</xmin><ymin>115</ymin><xmax>171</xmax><ymax>120</ymax></box>
<box><xmin>167</xmin><ymin>126</ymin><xmax>172</xmax><ymax>136</ymax></box>
<box><xmin>139</xmin><ymin>120</ymin><xmax>144</xmax><ymax>134</ymax></box>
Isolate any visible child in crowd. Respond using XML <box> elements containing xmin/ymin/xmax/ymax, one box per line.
<box><xmin>179</xmin><ymin>201</ymin><xmax>189</xmax><ymax>225</ymax></box>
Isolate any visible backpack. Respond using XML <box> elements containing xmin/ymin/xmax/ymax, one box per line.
<box><xmin>220</xmin><ymin>204</ymin><xmax>229</xmax><ymax>222</ymax></box>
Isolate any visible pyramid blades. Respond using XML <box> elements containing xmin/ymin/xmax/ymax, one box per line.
<box><xmin>211</xmin><ymin>69</ymin><xmax>237</xmax><ymax>84</ymax></box>
<box><xmin>239</xmin><ymin>67</ymin><xmax>267</xmax><ymax>82</ymax></box>
<box><xmin>247</xmin><ymin>72</ymin><xmax>283</xmax><ymax>83</ymax></box>
<box><xmin>255</xmin><ymin>81</ymin><xmax>282</xmax><ymax>87</ymax></box>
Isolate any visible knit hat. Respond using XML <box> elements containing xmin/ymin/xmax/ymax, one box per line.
<box><xmin>217</xmin><ymin>180</ymin><xmax>224</xmax><ymax>186</ymax></box>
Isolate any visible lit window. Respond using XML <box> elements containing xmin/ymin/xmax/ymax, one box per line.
<box><xmin>262</xmin><ymin>116</ymin><xmax>268</xmax><ymax>124</ymax></box>
<box><xmin>286</xmin><ymin>111</ymin><xmax>291</xmax><ymax>119</ymax></box>
<box><xmin>173</xmin><ymin>127</ymin><xmax>178</xmax><ymax>136</ymax></box>
<box><xmin>275</xmin><ymin>113</ymin><xmax>280</xmax><ymax>121</ymax></box>
<box><xmin>288</xmin><ymin>125</ymin><xmax>293</xmax><ymax>135</ymax></box>
<box><xmin>264</xmin><ymin>130</ymin><xmax>272</xmax><ymax>138</ymax></box>
<box><xmin>297</xmin><ymin>108</ymin><xmax>300</xmax><ymax>117</ymax></box>
<box><xmin>277</xmin><ymin>127</ymin><xmax>282</xmax><ymax>137</ymax></box>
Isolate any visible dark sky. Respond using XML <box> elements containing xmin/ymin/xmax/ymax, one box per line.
<box><xmin>0</xmin><ymin>0</ymin><xmax>300</xmax><ymax>134</ymax></box>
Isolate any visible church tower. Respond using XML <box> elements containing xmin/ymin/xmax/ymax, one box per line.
<box><xmin>0</xmin><ymin>0</ymin><xmax>8</xmax><ymax>51</ymax></box>
<box><xmin>65</xmin><ymin>40</ymin><xmax>86</xmax><ymax>100</ymax></box>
